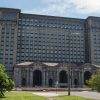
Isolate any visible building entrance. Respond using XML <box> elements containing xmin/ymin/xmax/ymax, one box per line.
<box><xmin>33</xmin><ymin>70</ymin><xmax>42</xmax><ymax>87</ymax></box>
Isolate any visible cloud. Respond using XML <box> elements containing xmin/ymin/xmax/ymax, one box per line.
<box><xmin>23</xmin><ymin>0</ymin><xmax>100</xmax><ymax>18</ymax></box>
<box><xmin>23</xmin><ymin>0</ymin><xmax>74</xmax><ymax>16</ymax></box>
<box><xmin>74</xmin><ymin>0</ymin><xmax>100</xmax><ymax>14</ymax></box>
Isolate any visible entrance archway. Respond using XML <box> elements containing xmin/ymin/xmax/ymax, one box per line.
<box><xmin>84</xmin><ymin>71</ymin><xmax>92</xmax><ymax>85</ymax></box>
<box><xmin>21</xmin><ymin>78</ymin><xmax>26</xmax><ymax>86</ymax></box>
<box><xmin>33</xmin><ymin>70</ymin><xmax>42</xmax><ymax>87</ymax></box>
<box><xmin>59</xmin><ymin>70</ymin><xmax>68</xmax><ymax>87</ymax></box>
<box><xmin>74</xmin><ymin>79</ymin><xmax>78</xmax><ymax>88</ymax></box>
<box><xmin>49</xmin><ymin>79</ymin><xmax>53</xmax><ymax>87</ymax></box>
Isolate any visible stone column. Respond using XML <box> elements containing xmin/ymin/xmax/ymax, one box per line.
<box><xmin>81</xmin><ymin>69</ymin><xmax>84</xmax><ymax>87</ymax></box>
<box><xmin>57</xmin><ymin>70</ymin><xmax>59</xmax><ymax>87</ymax></box>
<box><xmin>14</xmin><ymin>68</ymin><xmax>21</xmax><ymax>87</ymax></box>
<box><xmin>54</xmin><ymin>71</ymin><xmax>57</xmax><ymax>87</ymax></box>
<box><xmin>78</xmin><ymin>71</ymin><xmax>83</xmax><ymax>87</ymax></box>
<box><xmin>52</xmin><ymin>71</ymin><xmax>54</xmax><ymax>87</ymax></box>
<box><xmin>30</xmin><ymin>70</ymin><xmax>33</xmax><ymax>87</ymax></box>
<box><xmin>26</xmin><ymin>69</ymin><xmax>28</xmax><ymax>87</ymax></box>
<box><xmin>14</xmin><ymin>68</ymin><xmax>18</xmax><ymax>87</ymax></box>
<box><xmin>19</xmin><ymin>70</ymin><xmax>22</xmax><ymax>87</ymax></box>
<box><xmin>27</xmin><ymin>69</ymin><xmax>31</xmax><ymax>87</ymax></box>
<box><xmin>28</xmin><ymin>69</ymin><xmax>30</xmax><ymax>87</ymax></box>
<box><xmin>46</xmin><ymin>71</ymin><xmax>49</xmax><ymax>87</ymax></box>
<box><xmin>45</xmin><ymin>71</ymin><xmax>47</xmax><ymax>87</ymax></box>
<box><xmin>42</xmin><ymin>71</ymin><xmax>44</xmax><ymax>87</ymax></box>
<box><xmin>78</xmin><ymin>71</ymin><xmax>81</xmax><ymax>87</ymax></box>
<box><xmin>42</xmin><ymin>70</ymin><xmax>46</xmax><ymax>87</ymax></box>
<box><xmin>71</xmin><ymin>70</ymin><xmax>74</xmax><ymax>88</ymax></box>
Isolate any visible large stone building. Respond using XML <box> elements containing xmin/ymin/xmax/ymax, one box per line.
<box><xmin>0</xmin><ymin>8</ymin><xmax>100</xmax><ymax>87</ymax></box>
<box><xmin>14</xmin><ymin>62</ymin><xmax>98</xmax><ymax>87</ymax></box>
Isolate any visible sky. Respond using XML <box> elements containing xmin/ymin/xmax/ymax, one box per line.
<box><xmin>0</xmin><ymin>0</ymin><xmax>100</xmax><ymax>18</ymax></box>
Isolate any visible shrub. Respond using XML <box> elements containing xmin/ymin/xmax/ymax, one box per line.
<box><xmin>87</xmin><ymin>72</ymin><xmax>100</xmax><ymax>92</ymax></box>
<box><xmin>0</xmin><ymin>64</ymin><xmax>15</xmax><ymax>98</ymax></box>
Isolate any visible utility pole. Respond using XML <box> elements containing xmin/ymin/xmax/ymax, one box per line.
<box><xmin>68</xmin><ymin>31</ymin><xmax>71</xmax><ymax>96</ymax></box>
<box><xmin>65</xmin><ymin>30</ymin><xmax>71</xmax><ymax>96</ymax></box>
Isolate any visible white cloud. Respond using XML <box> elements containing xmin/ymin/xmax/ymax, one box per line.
<box><xmin>74</xmin><ymin>0</ymin><xmax>100</xmax><ymax>14</ymax></box>
<box><xmin>23</xmin><ymin>0</ymin><xmax>74</xmax><ymax>16</ymax></box>
<box><xmin>23</xmin><ymin>0</ymin><xmax>100</xmax><ymax>18</ymax></box>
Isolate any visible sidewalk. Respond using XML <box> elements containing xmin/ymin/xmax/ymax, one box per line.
<box><xmin>32</xmin><ymin>91</ymin><xmax>100</xmax><ymax>100</ymax></box>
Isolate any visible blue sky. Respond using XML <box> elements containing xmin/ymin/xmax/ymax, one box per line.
<box><xmin>0</xmin><ymin>0</ymin><xmax>100</xmax><ymax>18</ymax></box>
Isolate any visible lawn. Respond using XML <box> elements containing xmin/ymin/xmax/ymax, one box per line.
<box><xmin>0</xmin><ymin>92</ymin><xmax>47</xmax><ymax>100</ymax></box>
<box><xmin>0</xmin><ymin>92</ymin><xmax>94</xmax><ymax>100</ymax></box>
<box><xmin>53</xmin><ymin>95</ymin><xmax>94</xmax><ymax>100</ymax></box>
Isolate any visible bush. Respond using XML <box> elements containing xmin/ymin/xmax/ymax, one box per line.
<box><xmin>0</xmin><ymin>64</ymin><xmax>15</xmax><ymax>98</ymax></box>
<box><xmin>87</xmin><ymin>72</ymin><xmax>100</xmax><ymax>92</ymax></box>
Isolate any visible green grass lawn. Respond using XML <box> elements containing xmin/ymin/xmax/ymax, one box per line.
<box><xmin>53</xmin><ymin>95</ymin><xmax>94</xmax><ymax>100</ymax></box>
<box><xmin>0</xmin><ymin>92</ymin><xmax>47</xmax><ymax>100</ymax></box>
<box><xmin>0</xmin><ymin>92</ymin><xmax>94</xmax><ymax>100</ymax></box>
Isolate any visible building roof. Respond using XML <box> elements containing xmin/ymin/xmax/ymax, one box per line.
<box><xmin>16</xmin><ymin>62</ymin><xmax>33</xmax><ymax>66</ymax></box>
<box><xmin>0</xmin><ymin>7</ymin><xmax>20</xmax><ymax>13</ymax></box>
<box><xmin>15</xmin><ymin>62</ymin><xmax>59</xmax><ymax>67</ymax></box>
<box><xmin>43</xmin><ymin>62</ymin><xmax>58</xmax><ymax>66</ymax></box>
<box><xmin>91</xmin><ymin>64</ymin><xmax>100</xmax><ymax>68</ymax></box>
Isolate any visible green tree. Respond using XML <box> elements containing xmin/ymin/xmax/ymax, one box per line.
<box><xmin>87</xmin><ymin>71</ymin><xmax>100</xmax><ymax>92</ymax></box>
<box><xmin>0</xmin><ymin>64</ymin><xmax>15</xmax><ymax>98</ymax></box>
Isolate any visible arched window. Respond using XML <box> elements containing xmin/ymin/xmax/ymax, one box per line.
<box><xmin>49</xmin><ymin>79</ymin><xmax>53</xmax><ymax>87</ymax></box>
<box><xmin>59</xmin><ymin>70</ymin><xmax>68</xmax><ymax>83</ymax></box>
<box><xmin>84</xmin><ymin>71</ymin><xmax>92</xmax><ymax>85</ymax></box>
<box><xmin>33</xmin><ymin>70</ymin><xmax>42</xmax><ymax>87</ymax></box>
<box><xmin>21</xmin><ymin>78</ymin><xmax>26</xmax><ymax>86</ymax></box>
<box><xmin>74</xmin><ymin>79</ymin><xmax>79</xmax><ymax>88</ymax></box>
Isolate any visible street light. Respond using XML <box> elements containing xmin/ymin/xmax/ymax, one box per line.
<box><xmin>65</xmin><ymin>30</ymin><xmax>71</xmax><ymax>96</ymax></box>
<box><xmin>65</xmin><ymin>30</ymin><xmax>80</xmax><ymax>96</ymax></box>
<box><xmin>67</xmin><ymin>32</ymin><xmax>81</xmax><ymax>96</ymax></box>
<box><xmin>68</xmin><ymin>31</ymin><xmax>71</xmax><ymax>96</ymax></box>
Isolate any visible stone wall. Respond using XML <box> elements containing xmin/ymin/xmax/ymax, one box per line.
<box><xmin>14</xmin><ymin>62</ymin><xmax>98</xmax><ymax>88</ymax></box>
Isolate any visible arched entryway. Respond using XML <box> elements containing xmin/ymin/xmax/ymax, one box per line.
<box><xmin>33</xmin><ymin>70</ymin><xmax>42</xmax><ymax>87</ymax></box>
<box><xmin>59</xmin><ymin>70</ymin><xmax>68</xmax><ymax>87</ymax></box>
<box><xmin>74</xmin><ymin>79</ymin><xmax>79</xmax><ymax>88</ymax></box>
<box><xmin>21</xmin><ymin>78</ymin><xmax>26</xmax><ymax>86</ymax></box>
<box><xmin>84</xmin><ymin>71</ymin><xmax>92</xmax><ymax>85</ymax></box>
<box><xmin>49</xmin><ymin>79</ymin><xmax>53</xmax><ymax>87</ymax></box>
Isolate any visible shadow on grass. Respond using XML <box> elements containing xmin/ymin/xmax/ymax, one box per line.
<box><xmin>0</xmin><ymin>96</ymin><xmax>7</xmax><ymax>98</ymax></box>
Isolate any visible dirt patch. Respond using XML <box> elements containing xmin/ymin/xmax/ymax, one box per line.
<box><xmin>47</xmin><ymin>97</ymin><xmax>54</xmax><ymax>100</ymax></box>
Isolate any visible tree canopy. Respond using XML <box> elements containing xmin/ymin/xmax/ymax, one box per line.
<box><xmin>0</xmin><ymin>64</ymin><xmax>15</xmax><ymax>98</ymax></box>
<box><xmin>87</xmin><ymin>70</ymin><xmax>100</xmax><ymax>92</ymax></box>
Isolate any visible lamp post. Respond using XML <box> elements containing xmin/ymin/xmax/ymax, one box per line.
<box><xmin>68</xmin><ymin>31</ymin><xmax>71</xmax><ymax>96</ymax></box>
<box><xmin>65</xmin><ymin>30</ymin><xmax>71</xmax><ymax>96</ymax></box>
<box><xmin>66</xmin><ymin>32</ymin><xmax>81</xmax><ymax>95</ymax></box>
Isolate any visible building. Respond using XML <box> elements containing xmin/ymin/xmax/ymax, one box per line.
<box><xmin>14</xmin><ymin>62</ymin><xmax>98</xmax><ymax>88</ymax></box>
<box><xmin>0</xmin><ymin>8</ymin><xmax>100</xmax><ymax>87</ymax></box>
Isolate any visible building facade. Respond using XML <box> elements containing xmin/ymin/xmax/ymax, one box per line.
<box><xmin>14</xmin><ymin>62</ymin><xmax>98</xmax><ymax>87</ymax></box>
<box><xmin>0</xmin><ymin>8</ymin><xmax>100</xmax><ymax>87</ymax></box>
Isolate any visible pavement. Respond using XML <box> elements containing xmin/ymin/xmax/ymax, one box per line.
<box><xmin>32</xmin><ymin>91</ymin><xmax>100</xmax><ymax>100</ymax></box>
